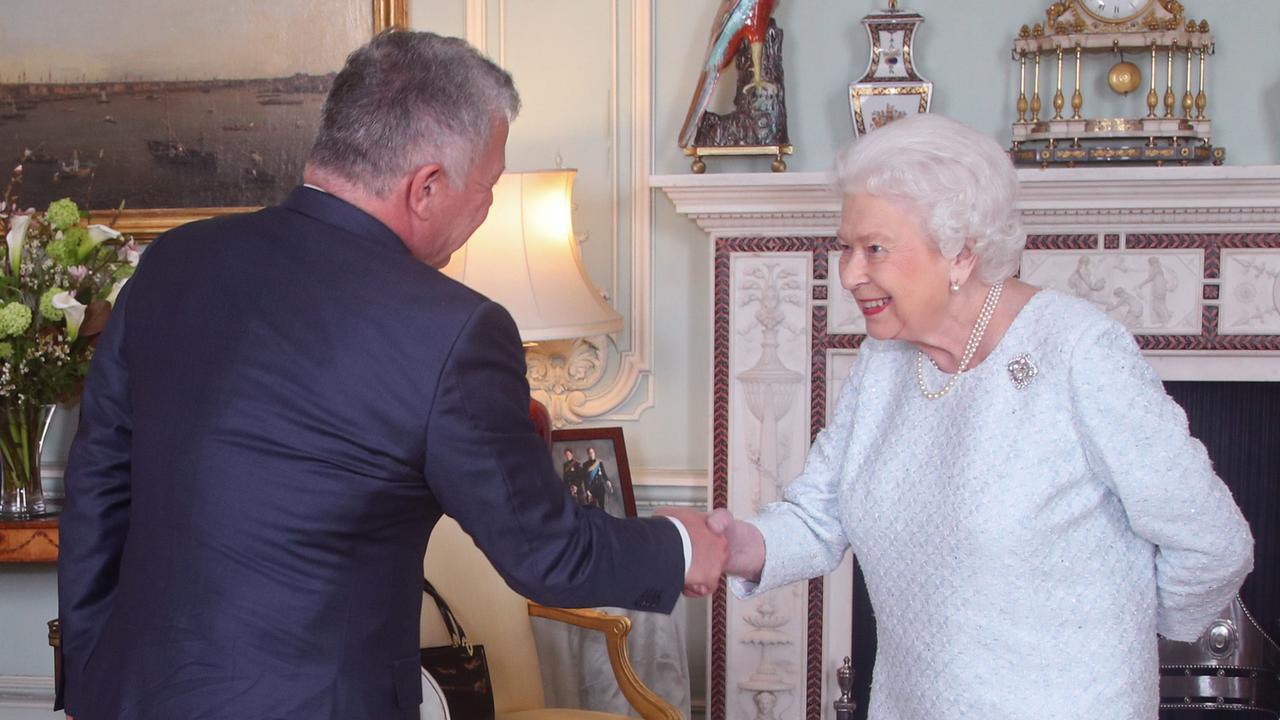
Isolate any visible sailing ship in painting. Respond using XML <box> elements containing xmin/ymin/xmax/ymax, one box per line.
<box><xmin>242</xmin><ymin>150</ymin><xmax>275</xmax><ymax>186</ymax></box>
<box><xmin>146</xmin><ymin>138</ymin><xmax>217</xmax><ymax>170</ymax></box>
<box><xmin>55</xmin><ymin>150</ymin><xmax>96</xmax><ymax>181</ymax></box>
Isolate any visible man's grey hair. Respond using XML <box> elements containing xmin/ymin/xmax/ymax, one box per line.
<box><xmin>834</xmin><ymin>114</ymin><xmax>1025</xmax><ymax>283</ymax></box>
<box><xmin>309</xmin><ymin>30</ymin><xmax>520</xmax><ymax>196</ymax></box>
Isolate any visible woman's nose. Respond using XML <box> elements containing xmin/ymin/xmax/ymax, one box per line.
<box><xmin>839</xmin><ymin>251</ymin><xmax>867</xmax><ymax>289</ymax></box>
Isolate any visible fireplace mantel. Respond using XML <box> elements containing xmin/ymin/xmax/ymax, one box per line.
<box><xmin>654</xmin><ymin>166</ymin><xmax>1280</xmax><ymax>234</ymax></box>
<box><xmin>655</xmin><ymin>166</ymin><xmax>1280</xmax><ymax>383</ymax></box>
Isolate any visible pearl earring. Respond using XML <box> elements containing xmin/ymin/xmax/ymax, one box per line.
<box><xmin>949</xmin><ymin>279</ymin><xmax>960</xmax><ymax>293</ymax></box>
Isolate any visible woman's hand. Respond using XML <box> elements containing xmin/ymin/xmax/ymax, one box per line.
<box><xmin>707</xmin><ymin>508</ymin><xmax>766</xmax><ymax>584</ymax></box>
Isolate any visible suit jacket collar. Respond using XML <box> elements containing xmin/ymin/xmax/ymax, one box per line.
<box><xmin>281</xmin><ymin>185</ymin><xmax>409</xmax><ymax>257</ymax></box>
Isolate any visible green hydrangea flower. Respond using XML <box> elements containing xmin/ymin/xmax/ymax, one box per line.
<box><xmin>46</xmin><ymin>198</ymin><xmax>81</xmax><ymax>231</ymax></box>
<box><xmin>112</xmin><ymin>264</ymin><xmax>135</xmax><ymax>282</ymax></box>
<box><xmin>46</xmin><ymin>231</ymin><xmax>83</xmax><ymax>267</ymax></box>
<box><xmin>0</xmin><ymin>342</ymin><xmax>11</xmax><ymax>360</ymax></box>
<box><xmin>64</xmin><ymin>227</ymin><xmax>90</xmax><ymax>257</ymax></box>
<box><xmin>0</xmin><ymin>302</ymin><xmax>32</xmax><ymax>338</ymax></box>
<box><xmin>39</xmin><ymin>287</ymin><xmax>67</xmax><ymax>321</ymax></box>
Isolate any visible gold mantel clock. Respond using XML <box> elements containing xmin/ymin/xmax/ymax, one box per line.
<box><xmin>1009</xmin><ymin>0</ymin><xmax>1223</xmax><ymax>167</ymax></box>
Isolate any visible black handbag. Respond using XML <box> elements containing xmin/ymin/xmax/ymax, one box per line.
<box><xmin>421</xmin><ymin>578</ymin><xmax>495</xmax><ymax>720</ymax></box>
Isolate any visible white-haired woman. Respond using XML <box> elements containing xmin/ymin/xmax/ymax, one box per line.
<box><xmin>706</xmin><ymin>114</ymin><xmax>1253</xmax><ymax>718</ymax></box>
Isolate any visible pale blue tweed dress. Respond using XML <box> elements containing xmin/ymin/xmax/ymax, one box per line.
<box><xmin>734</xmin><ymin>289</ymin><xmax>1254</xmax><ymax>720</ymax></box>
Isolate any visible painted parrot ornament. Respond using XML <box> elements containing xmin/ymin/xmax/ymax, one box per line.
<box><xmin>679</xmin><ymin>0</ymin><xmax>779</xmax><ymax>149</ymax></box>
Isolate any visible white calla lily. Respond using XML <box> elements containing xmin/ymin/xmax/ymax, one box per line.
<box><xmin>106</xmin><ymin>278</ymin><xmax>128</xmax><ymax>305</ymax></box>
<box><xmin>6</xmin><ymin>214</ymin><xmax>31</xmax><ymax>276</ymax></box>
<box><xmin>87</xmin><ymin>224</ymin><xmax>121</xmax><ymax>246</ymax></box>
<box><xmin>51</xmin><ymin>291</ymin><xmax>86</xmax><ymax>340</ymax></box>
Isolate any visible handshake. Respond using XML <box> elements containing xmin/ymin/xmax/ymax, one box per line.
<box><xmin>655</xmin><ymin>507</ymin><xmax>766</xmax><ymax>598</ymax></box>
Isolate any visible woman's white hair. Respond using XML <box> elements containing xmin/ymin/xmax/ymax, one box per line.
<box><xmin>834</xmin><ymin>114</ymin><xmax>1024</xmax><ymax>283</ymax></box>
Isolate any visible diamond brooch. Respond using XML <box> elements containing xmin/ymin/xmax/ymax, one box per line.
<box><xmin>1007</xmin><ymin>353</ymin><xmax>1038</xmax><ymax>390</ymax></box>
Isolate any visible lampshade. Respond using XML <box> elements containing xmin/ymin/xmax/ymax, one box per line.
<box><xmin>442</xmin><ymin>170</ymin><xmax>623</xmax><ymax>343</ymax></box>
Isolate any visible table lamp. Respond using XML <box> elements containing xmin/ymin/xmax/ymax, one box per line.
<box><xmin>442</xmin><ymin>169</ymin><xmax>622</xmax><ymax>432</ymax></box>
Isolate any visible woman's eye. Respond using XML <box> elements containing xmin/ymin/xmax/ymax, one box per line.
<box><xmin>868</xmin><ymin>244</ymin><xmax>885</xmax><ymax>255</ymax></box>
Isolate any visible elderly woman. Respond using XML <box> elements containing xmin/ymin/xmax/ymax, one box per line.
<box><xmin>707</xmin><ymin>114</ymin><xmax>1253</xmax><ymax>718</ymax></box>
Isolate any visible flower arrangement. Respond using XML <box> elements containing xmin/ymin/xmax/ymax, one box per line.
<box><xmin>0</xmin><ymin>167</ymin><xmax>138</xmax><ymax>519</ymax></box>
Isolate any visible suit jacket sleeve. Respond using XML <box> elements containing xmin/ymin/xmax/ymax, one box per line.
<box><xmin>423</xmin><ymin>300</ymin><xmax>685</xmax><ymax>613</ymax></box>
<box><xmin>55</xmin><ymin>280</ymin><xmax>136</xmax><ymax>713</ymax></box>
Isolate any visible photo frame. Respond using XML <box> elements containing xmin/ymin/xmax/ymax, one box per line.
<box><xmin>2</xmin><ymin>0</ymin><xmax>407</xmax><ymax>241</ymax></box>
<box><xmin>549</xmin><ymin>427</ymin><xmax>637</xmax><ymax>519</ymax></box>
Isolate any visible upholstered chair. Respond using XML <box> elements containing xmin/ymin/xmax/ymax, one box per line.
<box><xmin>421</xmin><ymin>515</ymin><xmax>683</xmax><ymax>720</ymax></box>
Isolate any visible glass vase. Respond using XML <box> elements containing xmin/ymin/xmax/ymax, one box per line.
<box><xmin>0</xmin><ymin>403</ymin><xmax>57</xmax><ymax>520</ymax></box>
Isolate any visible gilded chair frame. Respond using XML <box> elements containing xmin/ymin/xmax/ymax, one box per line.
<box><xmin>527</xmin><ymin>604</ymin><xmax>683</xmax><ymax>720</ymax></box>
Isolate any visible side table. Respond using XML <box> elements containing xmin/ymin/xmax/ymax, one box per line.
<box><xmin>0</xmin><ymin>517</ymin><xmax>60</xmax><ymax>563</ymax></box>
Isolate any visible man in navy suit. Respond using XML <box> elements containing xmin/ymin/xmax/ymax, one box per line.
<box><xmin>57</xmin><ymin>31</ymin><xmax>725</xmax><ymax>719</ymax></box>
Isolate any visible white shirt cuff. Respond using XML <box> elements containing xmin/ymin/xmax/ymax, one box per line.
<box><xmin>664</xmin><ymin>517</ymin><xmax>693</xmax><ymax>576</ymax></box>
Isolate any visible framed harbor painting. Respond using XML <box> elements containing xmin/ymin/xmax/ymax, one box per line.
<box><xmin>0</xmin><ymin>0</ymin><xmax>406</xmax><ymax>238</ymax></box>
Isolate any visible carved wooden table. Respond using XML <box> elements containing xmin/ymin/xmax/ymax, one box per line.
<box><xmin>0</xmin><ymin>517</ymin><xmax>60</xmax><ymax>563</ymax></box>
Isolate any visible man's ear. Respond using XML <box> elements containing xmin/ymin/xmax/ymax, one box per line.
<box><xmin>407</xmin><ymin>163</ymin><xmax>447</xmax><ymax>221</ymax></box>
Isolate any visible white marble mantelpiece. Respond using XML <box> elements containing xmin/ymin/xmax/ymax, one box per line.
<box><xmin>654</xmin><ymin>166</ymin><xmax>1280</xmax><ymax>234</ymax></box>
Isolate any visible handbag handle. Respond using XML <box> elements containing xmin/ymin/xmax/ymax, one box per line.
<box><xmin>423</xmin><ymin>578</ymin><xmax>476</xmax><ymax>656</ymax></box>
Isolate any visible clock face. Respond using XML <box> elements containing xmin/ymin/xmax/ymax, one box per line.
<box><xmin>1078</xmin><ymin>0</ymin><xmax>1155</xmax><ymax>23</ymax></box>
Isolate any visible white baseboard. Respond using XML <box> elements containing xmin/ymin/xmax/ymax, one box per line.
<box><xmin>0</xmin><ymin>675</ymin><xmax>55</xmax><ymax>709</ymax></box>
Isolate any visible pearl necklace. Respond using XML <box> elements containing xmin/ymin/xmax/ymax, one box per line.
<box><xmin>915</xmin><ymin>280</ymin><xmax>1004</xmax><ymax>400</ymax></box>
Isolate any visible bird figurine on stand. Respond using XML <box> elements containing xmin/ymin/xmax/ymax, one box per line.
<box><xmin>679</xmin><ymin>0</ymin><xmax>792</xmax><ymax>173</ymax></box>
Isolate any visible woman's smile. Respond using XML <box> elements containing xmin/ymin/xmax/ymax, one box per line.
<box><xmin>857</xmin><ymin>296</ymin><xmax>892</xmax><ymax>315</ymax></box>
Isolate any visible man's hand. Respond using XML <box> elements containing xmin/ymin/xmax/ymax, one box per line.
<box><xmin>654</xmin><ymin>507</ymin><xmax>728</xmax><ymax>598</ymax></box>
<box><xmin>707</xmin><ymin>508</ymin><xmax>765</xmax><ymax>584</ymax></box>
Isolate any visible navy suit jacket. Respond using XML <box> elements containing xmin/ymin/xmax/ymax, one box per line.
<box><xmin>56</xmin><ymin>187</ymin><xmax>684</xmax><ymax>719</ymax></box>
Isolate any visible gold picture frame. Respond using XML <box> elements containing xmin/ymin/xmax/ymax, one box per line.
<box><xmin>57</xmin><ymin>0</ymin><xmax>406</xmax><ymax>240</ymax></box>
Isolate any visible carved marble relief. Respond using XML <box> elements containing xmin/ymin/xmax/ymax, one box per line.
<box><xmin>1020</xmin><ymin>251</ymin><xmax>1204</xmax><ymax>334</ymax></box>
<box><xmin>728</xmin><ymin>253</ymin><xmax>812</xmax><ymax>720</ymax></box>
<box><xmin>1219</xmin><ymin>251</ymin><xmax>1280</xmax><ymax>335</ymax></box>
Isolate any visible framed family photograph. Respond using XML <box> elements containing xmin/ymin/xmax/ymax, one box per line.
<box><xmin>550</xmin><ymin>427</ymin><xmax>637</xmax><ymax>519</ymax></box>
<box><xmin>0</xmin><ymin>0</ymin><xmax>406</xmax><ymax>239</ymax></box>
